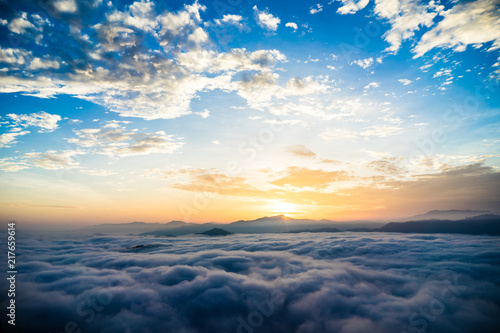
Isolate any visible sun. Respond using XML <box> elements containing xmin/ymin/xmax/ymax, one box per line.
<box><xmin>273</xmin><ymin>201</ymin><xmax>297</xmax><ymax>215</ymax></box>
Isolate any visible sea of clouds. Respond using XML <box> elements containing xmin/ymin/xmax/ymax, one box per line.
<box><xmin>2</xmin><ymin>232</ymin><xmax>500</xmax><ymax>333</ymax></box>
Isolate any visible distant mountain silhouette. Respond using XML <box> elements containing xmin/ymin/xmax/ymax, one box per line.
<box><xmin>81</xmin><ymin>211</ymin><xmax>500</xmax><ymax>237</ymax></box>
<box><xmin>287</xmin><ymin>227</ymin><xmax>342</xmax><ymax>233</ymax></box>
<box><xmin>398</xmin><ymin>209</ymin><xmax>493</xmax><ymax>222</ymax></box>
<box><xmin>378</xmin><ymin>214</ymin><xmax>500</xmax><ymax>235</ymax></box>
<box><xmin>198</xmin><ymin>228</ymin><xmax>233</xmax><ymax>236</ymax></box>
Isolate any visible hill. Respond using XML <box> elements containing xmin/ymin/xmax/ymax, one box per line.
<box><xmin>379</xmin><ymin>214</ymin><xmax>500</xmax><ymax>235</ymax></box>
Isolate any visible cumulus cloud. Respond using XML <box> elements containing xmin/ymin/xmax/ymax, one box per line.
<box><xmin>53</xmin><ymin>0</ymin><xmax>78</xmax><ymax>13</ymax></box>
<box><xmin>7</xmin><ymin>111</ymin><xmax>61</xmax><ymax>132</ymax></box>
<box><xmin>100</xmin><ymin>131</ymin><xmax>183</xmax><ymax>157</ymax></box>
<box><xmin>253</xmin><ymin>6</ymin><xmax>281</xmax><ymax>31</ymax></box>
<box><xmin>364</xmin><ymin>81</ymin><xmax>379</xmax><ymax>89</ymax></box>
<box><xmin>337</xmin><ymin>0</ymin><xmax>500</xmax><ymax>61</ymax></box>
<box><xmin>0</xmin><ymin>1</ymin><xmax>289</xmax><ymax>120</ymax></box>
<box><xmin>0</xmin><ymin>130</ymin><xmax>30</xmax><ymax>148</ymax></box>
<box><xmin>67</xmin><ymin>124</ymin><xmax>183</xmax><ymax>157</ymax></box>
<box><xmin>215</xmin><ymin>14</ymin><xmax>244</xmax><ymax>28</ymax></box>
<box><xmin>309</xmin><ymin>4</ymin><xmax>324</xmax><ymax>15</ymax></box>
<box><xmin>5</xmin><ymin>232</ymin><xmax>500</xmax><ymax>333</ymax></box>
<box><xmin>285</xmin><ymin>22</ymin><xmax>298</xmax><ymax>31</ymax></box>
<box><xmin>24</xmin><ymin>150</ymin><xmax>83</xmax><ymax>170</ymax></box>
<box><xmin>351</xmin><ymin>57</ymin><xmax>374</xmax><ymax>69</ymax></box>
<box><xmin>0</xmin><ymin>111</ymin><xmax>61</xmax><ymax>148</ymax></box>
<box><xmin>412</xmin><ymin>0</ymin><xmax>500</xmax><ymax>57</ymax></box>
<box><xmin>333</xmin><ymin>0</ymin><xmax>370</xmax><ymax>15</ymax></box>
<box><xmin>374</xmin><ymin>0</ymin><xmax>441</xmax><ymax>54</ymax></box>
<box><xmin>286</xmin><ymin>145</ymin><xmax>317</xmax><ymax>158</ymax></box>
<box><xmin>399</xmin><ymin>79</ymin><xmax>412</xmax><ymax>85</ymax></box>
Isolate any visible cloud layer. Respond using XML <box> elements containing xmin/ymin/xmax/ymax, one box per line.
<box><xmin>3</xmin><ymin>232</ymin><xmax>500</xmax><ymax>333</ymax></box>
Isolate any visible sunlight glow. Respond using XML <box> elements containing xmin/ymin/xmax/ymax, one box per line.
<box><xmin>273</xmin><ymin>201</ymin><xmax>297</xmax><ymax>215</ymax></box>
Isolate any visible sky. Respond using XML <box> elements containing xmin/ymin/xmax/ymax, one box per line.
<box><xmin>0</xmin><ymin>0</ymin><xmax>499</xmax><ymax>226</ymax></box>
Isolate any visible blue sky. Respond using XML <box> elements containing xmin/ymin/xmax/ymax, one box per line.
<box><xmin>0</xmin><ymin>0</ymin><xmax>499</xmax><ymax>225</ymax></box>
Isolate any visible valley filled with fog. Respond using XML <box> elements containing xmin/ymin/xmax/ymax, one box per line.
<box><xmin>3</xmin><ymin>232</ymin><xmax>500</xmax><ymax>333</ymax></box>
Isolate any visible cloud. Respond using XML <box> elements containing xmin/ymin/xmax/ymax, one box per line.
<box><xmin>398</xmin><ymin>79</ymin><xmax>412</xmax><ymax>85</ymax></box>
<box><xmin>286</xmin><ymin>145</ymin><xmax>317</xmax><ymax>158</ymax></box>
<box><xmin>7</xmin><ymin>12</ymin><xmax>37</xmax><ymax>35</ymax></box>
<box><xmin>309</xmin><ymin>4</ymin><xmax>324</xmax><ymax>15</ymax></box>
<box><xmin>24</xmin><ymin>150</ymin><xmax>83</xmax><ymax>170</ymax></box>
<box><xmin>364</xmin><ymin>82</ymin><xmax>379</xmax><ymax>89</ymax></box>
<box><xmin>150</xmin><ymin>162</ymin><xmax>500</xmax><ymax>213</ymax></box>
<box><xmin>171</xmin><ymin>170</ymin><xmax>263</xmax><ymax>197</ymax></box>
<box><xmin>0</xmin><ymin>111</ymin><xmax>61</xmax><ymax>148</ymax></box>
<box><xmin>67</xmin><ymin>127</ymin><xmax>136</xmax><ymax>148</ymax></box>
<box><xmin>0</xmin><ymin>1</ymin><xmax>288</xmax><ymax>120</ymax></box>
<box><xmin>253</xmin><ymin>6</ymin><xmax>281</xmax><ymax>31</ymax></box>
<box><xmin>7</xmin><ymin>111</ymin><xmax>62</xmax><ymax>132</ymax></box>
<box><xmin>351</xmin><ymin>57</ymin><xmax>374</xmax><ymax>69</ymax></box>
<box><xmin>285</xmin><ymin>22</ymin><xmax>298</xmax><ymax>31</ymax></box>
<box><xmin>270</xmin><ymin>167</ymin><xmax>351</xmax><ymax>189</ymax></box>
<box><xmin>333</xmin><ymin>0</ymin><xmax>370</xmax><ymax>15</ymax></box>
<box><xmin>360</xmin><ymin>124</ymin><xmax>404</xmax><ymax>137</ymax></box>
<box><xmin>195</xmin><ymin>109</ymin><xmax>210</xmax><ymax>118</ymax></box>
<box><xmin>413</xmin><ymin>0</ymin><xmax>500</xmax><ymax>57</ymax></box>
<box><xmin>367</xmin><ymin>157</ymin><xmax>407</xmax><ymax>176</ymax></box>
<box><xmin>7</xmin><ymin>232</ymin><xmax>500</xmax><ymax>333</ymax></box>
<box><xmin>100</xmin><ymin>131</ymin><xmax>183</xmax><ymax>157</ymax></box>
<box><xmin>215</xmin><ymin>14</ymin><xmax>244</xmax><ymax>28</ymax></box>
<box><xmin>53</xmin><ymin>0</ymin><xmax>78</xmax><ymax>13</ymax></box>
<box><xmin>321</xmin><ymin>128</ymin><xmax>359</xmax><ymax>141</ymax></box>
<box><xmin>0</xmin><ymin>130</ymin><xmax>30</xmax><ymax>148</ymax></box>
<box><xmin>63</xmin><ymin>121</ymin><xmax>184</xmax><ymax>157</ymax></box>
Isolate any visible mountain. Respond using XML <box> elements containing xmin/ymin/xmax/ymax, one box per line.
<box><xmin>287</xmin><ymin>227</ymin><xmax>342</xmax><ymax>233</ymax></box>
<box><xmin>379</xmin><ymin>214</ymin><xmax>500</xmax><ymax>235</ymax></box>
<box><xmin>81</xmin><ymin>212</ymin><xmax>500</xmax><ymax>237</ymax></box>
<box><xmin>398</xmin><ymin>210</ymin><xmax>493</xmax><ymax>222</ymax></box>
<box><xmin>225</xmin><ymin>215</ymin><xmax>383</xmax><ymax>233</ymax></box>
<box><xmin>81</xmin><ymin>221</ymin><xmax>168</xmax><ymax>234</ymax></box>
<box><xmin>198</xmin><ymin>228</ymin><xmax>233</xmax><ymax>236</ymax></box>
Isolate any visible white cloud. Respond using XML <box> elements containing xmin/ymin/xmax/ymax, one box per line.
<box><xmin>374</xmin><ymin>0</ymin><xmax>441</xmax><ymax>54</ymax></box>
<box><xmin>195</xmin><ymin>109</ymin><xmax>210</xmax><ymax>118</ymax></box>
<box><xmin>321</xmin><ymin>128</ymin><xmax>359</xmax><ymax>141</ymax></box>
<box><xmin>24</xmin><ymin>150</ymin><xmax>83</xmax><ymax>170</ymax></box>
<box><xmin>364</xmin><ymin>82</ymin><xmax>379</xmax><ymax>89</ymax></box>
<box><xmin>79</xmin><ymin>168</ymin><xmax>117</xmax><ymax>176</ymax></box>
<box><xmin>0</xmin><ymin>47</ymin><xmax>31</xmax><ymax>66</ymax></box>
<box><xmin>0</xmin><ymin>130</ymin><xmax>30</xmax><ymax>148</ymax></box>
<box><xmin>253</xmin><ymin>6</ymin><xmax>281</xmax><ymax>31</ymax></box>
<box><xmin>398</xmin><ymin>79</ymin><xmax>412</xmax><ymax>85</ymax></box>
<box><xmin>333</xmin><ymin>0</ymin><xmax>370</xmax><ymax>15</ymax></box>
<box><xmin>361</xmin><ymin>124</ymin><xmax>404</xmax><ymax>137</ymax></box>
<box><xmin>285</xmin><ymin>22</ymin><xmax>298</xmax><ymax>31</ymax></box>
<box><xmin>67</xmin><ymin>125</ymin><xmax>183</xmax><ymax>157</ymax></box>
<box><xmin>215</xmin><ymin>14</ymin><xmax>244</xmax><ymax>28</ymax></box>
<box><xmin>8</xmin><ymin>12</ymin><xmax>37</xmax><ymax>35</ymax></box>
<box><xmin>29</xmin><ymin>57</ymin><xmax>60</xmax><ymax>70</ymax></box>
<box><xmin>0</xmin><ymin>2</ymin><xmax>290</xmax><ymax>120</ymax></box>
<box><xmin>310</xmin><ymin>4</ymin><xmax>324</xmax><ymax>15</ymax></box>
<box><xmin>53</xmin><ymin>0</ymin><xmax>78</xmax><ymax>14</ymax></box>
<box><xmin>7</xmin><ymin>111</ymin><xmax>61</xmax><ymax>132</ymax></box>
<box><xmin>0</xmin><ymin>157</ymin><xmax>30</xmax><ymax>171</ymax></box>
<box><xmin>351</xmin><ymin>57</ymin><xmax>374</xmax><ymax>69</ymax></box>
<box><xmin>100</xmin><ymin>131</ymin><xmax>183</xmax><ymax>157</ymax></box>
<box><xmin>413</xmin><ymin>0</ymin><xmax>500</xmax><ymax>57</ymax></box>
